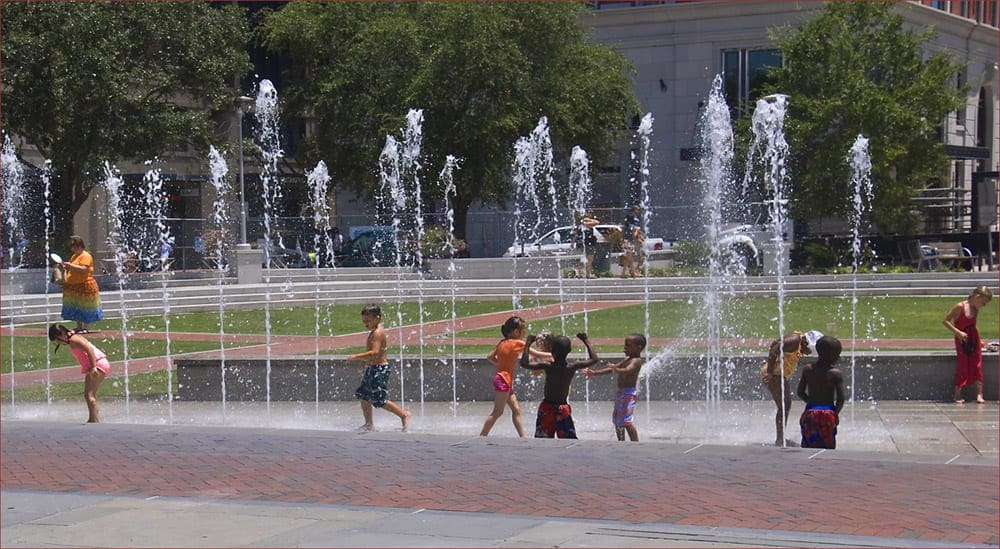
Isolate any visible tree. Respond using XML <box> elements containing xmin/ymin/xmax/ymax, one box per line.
<box><xmin>261</xmin><ymin>3</ymin><xmax>639</xmax><ymax>239</ymax></box>
<box><xmin>1</xmin><ymin>2</ymin><xmax>252</xmax><ymax>237</ymax></box>
<box><xmin>765</xmin><ymin>1</ymin><xmax>963</xmax><ymax>234</ymax></box>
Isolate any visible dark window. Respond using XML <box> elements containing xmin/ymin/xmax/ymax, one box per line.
<box><xmin>977</xmin><ymin>87</ymin><xmax>987</xmax><ymax>147</ymax></box>
<box><xmin>721</xmin><ymin>48</ymin><xmax>782</xmax><ymax>118</ymax></box>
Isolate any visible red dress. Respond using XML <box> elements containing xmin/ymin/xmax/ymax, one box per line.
<box><xmin>952</xmin><ymin>303</ymin><xmax>982</xmax><ymax>387</ymax></box>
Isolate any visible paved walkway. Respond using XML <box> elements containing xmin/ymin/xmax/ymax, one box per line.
<box><xmin>2</xmin><ymin>409</ymin><xmax>997</xmax><ymax>548</ymax></box>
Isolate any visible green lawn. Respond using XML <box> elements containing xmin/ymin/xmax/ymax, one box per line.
<box><xmin>4</xmin><ymin>295</ymin><xmax>991</xmax><ymax>377</ymax></box>
<box><xmin>4</xmin><ymin>294</ymin><xmax>991</xmax><ymax>403</ymax></box>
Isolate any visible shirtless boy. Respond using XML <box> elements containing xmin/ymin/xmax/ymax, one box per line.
<box><xmin>347</xmin><ymin>304</ymin><xmax>411</xmax><ymax>432</ymax></box>
<box><xmin>796</xmin><ymin>335</ymin><xmax>845</xmax><ymax>449</ymax></box>
<box><xmin>520</xmin><ymin>332</ymin><xmax>598</xmax><ymax>438</ymax></box>
<box><xmin>583</xmin><ymin>333</ymin><xmax>646</xmax><ymax>441</ymax></box>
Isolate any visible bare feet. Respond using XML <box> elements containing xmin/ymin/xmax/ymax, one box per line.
<box><xmin>401</xmin><ymin>411</ymin><xmax>412</xmax><ymax>432</ymax></box>
<box><xmin>976</xmin><ymin>396</ymin><xmax>986</xmax><ymax>404</ymax></box>
<box><xmin>356</xmin><ymin>424</ymin><xmax>374</xmax><ymax>432</ymax></box>
<box><xmin>954</xmin><ymin>399</ymin><xmax>965</xmax><ymax>404</ymax></box>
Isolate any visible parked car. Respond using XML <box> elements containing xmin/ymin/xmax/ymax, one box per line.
<box><xmin>502</xmin><ymin>224</ymin><xmax>665</xmax><ymax>258</ymax></box>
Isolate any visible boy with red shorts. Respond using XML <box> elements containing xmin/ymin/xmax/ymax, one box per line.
<box><xmin>520</xmin><ymin>332</ymin><xmax>598</xmax><ymax>439</ymax></box>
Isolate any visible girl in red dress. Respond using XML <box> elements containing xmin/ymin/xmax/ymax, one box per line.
<box><xmin>943</xmin><ymin>286</ymin><xmax>993</xmax><ymax>403</ymax></box>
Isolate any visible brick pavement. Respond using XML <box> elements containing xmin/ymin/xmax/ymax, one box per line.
<box><xmin>2</xmin><ymin>421</ymin><xmax>997</xmax><ymax>546</ymax></box>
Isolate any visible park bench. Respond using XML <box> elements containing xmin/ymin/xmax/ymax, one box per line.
<box><xmin>898</xmin><ymin>239</ymin><xmax>939</xmax><ymax>271</ymax></box>
<box><xmin>924</xmin><ymin>241</ymin><xmax>979</xmax><ymax>271</ymax></box>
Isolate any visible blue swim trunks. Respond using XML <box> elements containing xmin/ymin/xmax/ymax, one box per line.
<box><xmin>355</xmin><ymin>364</ymin><xmax>391</xmax><ymax>408</ymax></box>
<box><xmin>613</xmin><ymin>387</ymin><xmax>638</xmax><ymax>428</ymax></box>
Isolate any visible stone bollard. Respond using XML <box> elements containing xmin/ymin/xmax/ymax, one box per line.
<box><xmin>235</xmin><ymin>243</ymin><xmax>262</xmax><ymax>285</ymax></box>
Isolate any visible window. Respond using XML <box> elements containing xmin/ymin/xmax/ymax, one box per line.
<box><xmin>722</xmin><ymin>48</ymin><xmax>783</xmax><ymax>118</ymax></box>
<box><xmin>955</xmin><ymin>70</ymin><xmax>967</xmax><ymax>126</ymax></box>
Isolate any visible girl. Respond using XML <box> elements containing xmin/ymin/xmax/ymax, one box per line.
<box><xmin>943</xmin><ymin>286</ymin><xmax>993</xmax><ymax>404</ymax></box>
<box><xmin>49</xmin><ymin>324</ymin><xmax>110</xmax><ymax>422</ymax></box>
<box><xmin>479</xmin><ymin>316</ymin><xmax>551</xmax><ymax>437</ymax></box>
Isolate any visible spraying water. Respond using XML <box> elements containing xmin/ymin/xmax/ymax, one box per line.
<box><xmin>142</xmin><ymin>166</ymin><xmax>175</xmax><ymax>422</ymax></box>
<box><xmin>2</xmin><ymin>135</ymin><xmax>28</xmax><ymax>270</ymax></box>
<box><xmin>207</xmin><ymin>146</ymin><xmax>230</xmax><ymax>418</ymax></box>
<box><xmin>306</xmin><ymin>160</ymin><xmax>334</xmax><ymax>418</ymax></box>
<box><xmin>41</xmin><ymin>160</ymin><xmax>54</xmax><ymax>405</ymax></box>
<box><xmin>634</xmin><ymin>113</ymin><xmax>655</xmax><ymax>388</ymax></box>
<box><xmin>847</xmin><ymin>134</ymin><xmax>874</xmax><ymax>410</ymax></box>
<box><xmin>255</xmin><ymin>78</ymin><xmax>284</xmax><ymax>422</ymax></box>
<box><xmin>699</xmin><ymin>79</ymin><xmax>738</xmax><ymax>406</ymax></box>
<box><xmin>103</xmin><ymin>162</ymin><xmax>133</xmax><ymax>418</ymax></box>
<box><xmin>745</xmin><ymin>93</ymin><xmax>791</xmax><ymax>444</ymax></box>
<box><xmin>402</xmin><ymin>110</ymin><xmax>427</xmax><ymax>414</ymax></box>
<box><xmin>2</xmin><ymin>136</ymin><xmax>26</xmax><ymax>408</ymax></box>
<box><xmin>439</xmin><ymin>155</ymin><xmax>460</xmax><ymax>412</ymax></box>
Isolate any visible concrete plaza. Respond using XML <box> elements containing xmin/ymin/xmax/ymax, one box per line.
<box><xmin>2</xmin><ymin>399</ymin><xmax>998</xmax><ymax>548</ymax></box>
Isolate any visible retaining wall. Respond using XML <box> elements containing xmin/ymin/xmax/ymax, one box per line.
<box><xmin>177</xmin><ymin>352</ymin><xmax>998</xmax><ymax>403</ymax></box>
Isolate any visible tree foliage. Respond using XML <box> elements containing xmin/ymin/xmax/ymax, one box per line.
<box><xmin>1</xmin><ymin>2</ymin><xmax>251</xmax><ymax>233</ymax></box>
<box><xmin>261</xmin><ymin>3</ymin><xmax>639</xmax><ymax>238</ymax></box>
<box><xmin>765</xmin><ymin>1</ymin><xmax>963</xmax><ymax>234</ymax></box>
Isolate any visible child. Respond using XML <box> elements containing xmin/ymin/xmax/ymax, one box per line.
<box><xmin>520</xmin><ymin>332</ymin><xmax>598</xmax><ymax>439</ymax></box>
<box><xmin>759</xmin><ymin>329</ymin><xmax>823</xmax><ymax>446</ymax></box>
<box><xmin>796</xmin><ymin>335</ymin><xmax>845</xmax><ymax>449</ymax></box>
<box><xmin>347</xmin><ymin>304</ymin><xmax>411</xmax><ymax>432</ymax></box>
<box><xmin>582</xmin><ymin>333</ymin><xmax>645</xmax><ymax>441</ymax></box>
<box><xmin>479</xmin><ymin>315</ymin><xmax>550</xmax><ymax>437</ymax></box>
<box><xmin>943</xmin><ymin>286</ymin><xmax>993</xmax><ymax>404</ymax></box>
<box><xmin>48</xmin><ymin>324</ymin><xmax>110</xmax><ymax>423</ymax></box>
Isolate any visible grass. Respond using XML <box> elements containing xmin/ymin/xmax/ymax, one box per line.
<box><xmin>457</xmin><ymin>296</ymin><xmax>997</xmax><ymax>344</ymax></box>
<box><xmin>4</xmin><ymin>296</ymin><xmax>992</xmax><ymax>393</ymax></box>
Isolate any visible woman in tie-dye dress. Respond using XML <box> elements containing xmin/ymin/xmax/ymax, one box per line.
<box><xmin>60</xmin><ymin>235</ymin><xmax>103</xmax><ymax>332</ymax></box>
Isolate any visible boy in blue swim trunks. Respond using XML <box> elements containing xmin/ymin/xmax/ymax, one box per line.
<box><xmin>583</xmin><ymin>333</ymin><xmax>646</xmax><ymax>441</ymax></box>
<box><xmin>520</xmin><ymin>332</ymin><xmax>598</xmax><ymax>439</ymax></box>
<box><xmin>347</xmin><ymin>304</ymin><xmax>411</xmax><ymax>432</ymax></box>
<box><xmin>796</xmin><ymin>335</ymin><xmax>844</xmax><ymax>449</ymax></box>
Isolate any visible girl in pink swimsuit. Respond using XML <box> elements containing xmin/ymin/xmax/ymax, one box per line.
<box><xmin>49</xmin><ymin>324</ymin><xmax>110</xmax><ymax>422</ymax></box>
<box><xmin>942</xmin><ymin>286</ymin><xmax>993</xmax><ymax>404</ymax></box>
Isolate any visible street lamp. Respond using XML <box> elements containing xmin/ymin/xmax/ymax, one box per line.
<box><xmin>236</xmin><ymin>95</ymin><xmax>254</xmax><ymax>245</ymax></box>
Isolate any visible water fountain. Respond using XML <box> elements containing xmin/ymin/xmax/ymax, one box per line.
<box><xmin>2</xmin><ymin>135</ymin><xmax>28</xmax><ymax>271</ymax></box>
<box><xmin>3</xmin><ymin>75</ymin><xmax>985</xmax><ymax>454</ymax></box>
<box><xmin>206</xmin><ymin>146</ymin><xmax>230</xmax><ymax>417</ymax></box>
<box><xmin>255</xmin><ymin>78</ymin><xmax>283</xmax><ymax>421</ymax></box>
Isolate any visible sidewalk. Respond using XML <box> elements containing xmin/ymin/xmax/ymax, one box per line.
<box><xmin>2</xmin><ymin>401</ymin><xmax>998</xmax><ymax>548</ymax></box>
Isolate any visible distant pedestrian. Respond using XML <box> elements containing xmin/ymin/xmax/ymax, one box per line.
<box><xmin>582</xmin><ymin>333</ymin><xmax>646</xmax><ymax>441</ymax></box>
<box><xmin>48</xmin><ymin>324</ymin><xmax>109</xmax><ymax>423</ymax></box>
<box><xmin>520</xmin><ymin>332</ymin><xmax>598</xmax><ymax>439</ymax></box>
<box><xmin>796</xmin><ymin>336</ymin><xmax>845</xmax><ymax>449</ymax></box>
<box><xmin>572</xmin><ymin>211</ymin><xmax>600</xmax><ymax>278</ymax></box>
<box><xmin>347</xmin><ymin>304</ymin><xmax>411</xmax><ymax>432</ymax></box>
<box><xmin>943</xmin><ymin>286</ymin><xmax>993</xmax><ymax>404</ymax></box>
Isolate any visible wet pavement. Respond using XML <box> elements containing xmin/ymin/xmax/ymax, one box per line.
<box><xmin>2</xmin><ymin>400</ymin><xmax>997</xmax><ymax>548</ymax></box>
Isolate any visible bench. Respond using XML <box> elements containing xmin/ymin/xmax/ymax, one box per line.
<box><xmin>924</xmin><ymin>241</ymin><xmax>979</xmax><ymax>271</ymax></box>
<box><xmin>898</xmin><ymin>239</ymin><xmax>939</xmax><ymax>271</ymax></box>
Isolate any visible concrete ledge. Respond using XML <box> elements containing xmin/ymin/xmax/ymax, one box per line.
<box><xmin>177</xmin><ymin>352</ymin><xmax>998</xmax><ymax>402</ymax></box>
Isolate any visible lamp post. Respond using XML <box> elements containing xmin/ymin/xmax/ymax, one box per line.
<box><xmin>236</xmin><ymin>95</ymin><xmax>254</xmax><ymax>245</ymax></box>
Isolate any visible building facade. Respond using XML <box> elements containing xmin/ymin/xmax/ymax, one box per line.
<box><xmin>582</xmin><ymin>0</ymin><xmax>999</xmax><ymax>244</ymax></box>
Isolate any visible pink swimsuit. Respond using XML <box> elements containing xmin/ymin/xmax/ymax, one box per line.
<box><xmin>70</xmin><ymin>345</ymin><xmax>111</xmax><ymax>376</ymax></box>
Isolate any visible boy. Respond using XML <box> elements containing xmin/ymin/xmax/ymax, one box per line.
<box><xmin>582</xmin><ymin>333</ymin><xmax>645</xmax><ymax>441</ymax></box>
<box><xmin>796</xmin><ymin>335</ymin><xmax>845</xmax><ymax>449</ymax></box>
<box><xmin>520</xmin><ymin>332</ymin><xmax>598</xmax><ymax>439</ymax></box>
<box><xmin>347</xmin><ymin>304</ymin><xmax>411</xmax><ymax>432</ymax></box>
